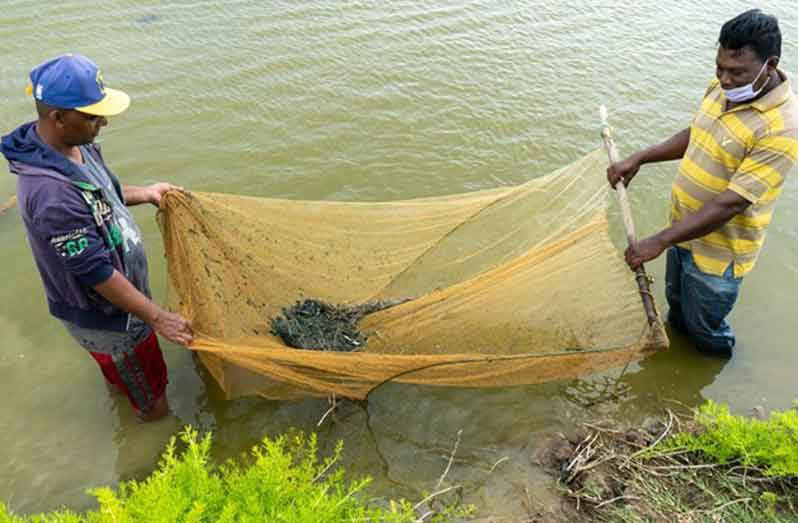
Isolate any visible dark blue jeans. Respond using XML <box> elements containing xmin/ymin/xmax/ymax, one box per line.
<box><xmin>665</xmin><ymin>246</ymin><xmax>742</xmax><ymax>355</ymax></box>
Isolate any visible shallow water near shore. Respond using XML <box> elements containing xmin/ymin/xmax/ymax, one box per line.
<box><xmin>1</xmin><ymin>1</ymin><xmax>797</xmax><ymax>518</ymax></box>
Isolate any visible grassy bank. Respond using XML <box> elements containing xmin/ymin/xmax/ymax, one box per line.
<box><xmin>537</xmin><ymin>401</ymin><xmax>798</xmax><ymax>522</ymax></box>
<box><xmin>0</xmin><ymin>428</ymin><xmax>470</xmax><ymax>523</ymax></box>
<box><xmin>4</xmin><ymin>400</ymin><xmax>798</xmax><ymax>522</ymax></box>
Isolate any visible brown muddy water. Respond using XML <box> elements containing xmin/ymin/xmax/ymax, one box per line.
<box><xmin>1</xmin><ymin>1</ymin><xmax>797</xmax><ymax>518</ymax></box>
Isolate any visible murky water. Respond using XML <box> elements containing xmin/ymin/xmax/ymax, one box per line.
<box><xmin>1</xmin><ymin>1</ymin><xmax>797</xmax><ymax>517</ymax></box>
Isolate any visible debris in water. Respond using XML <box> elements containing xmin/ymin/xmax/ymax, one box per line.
<box><xmin>135</xmin><ymin>14</ymin><xmax>162</xmax><ymax>25</ymax></box>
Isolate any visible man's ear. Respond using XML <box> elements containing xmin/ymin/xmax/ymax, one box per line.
<box><xmin>768</xmin><ymin>56</ymin><xmax>780</xmax><ymax>70</ymax></box>
<box><xmin>51</xmin><ymin>109</ymin><xmax>65</xmax><ymax>127</ymax></box>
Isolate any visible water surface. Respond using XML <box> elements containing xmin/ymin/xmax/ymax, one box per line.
<box><xmin>1</xmin><ymin>1</ymin><xmax>796</xmax><ymax>517</ymax></box>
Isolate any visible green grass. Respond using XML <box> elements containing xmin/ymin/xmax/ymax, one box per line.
<box><xmin>667</xmin><ymin>400</ymin><xmax>798</xmax><ymax>477</ymax></box>
<box><xmin>600</xmin><ymin>465</ymin><xmax>798</xmax><ymax>523</ymax></box>
<box><xmin>0</xmin><ymin>427</ymin><xmax>470</xmax><ymax>523</ymax></box>
<box><xmin>599</xmin><ymin>401</ymin><xmax>798</xmax><ymax>522</ymax></box>
<box><xmin>556</xmin><ymin>401</ymin><xmax>798</xmax><ymax>523</ymax></box>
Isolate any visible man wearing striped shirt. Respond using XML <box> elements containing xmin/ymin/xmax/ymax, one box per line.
<box><xmin>608</xmin><ymin>9</ymin><xmax>798</xmax><ymax>356</ymax></box>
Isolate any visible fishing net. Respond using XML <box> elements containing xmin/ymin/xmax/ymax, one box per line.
<box><xmin>157</xmin><ymin>149</ymin><xmax>668</xmax><ymax>400</ymax></box>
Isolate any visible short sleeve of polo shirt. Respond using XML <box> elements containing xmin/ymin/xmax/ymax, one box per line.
<box><xmin>728</xmin><ymin>129</ymin><xmax>798</xmax><ymax>204</ymax></box>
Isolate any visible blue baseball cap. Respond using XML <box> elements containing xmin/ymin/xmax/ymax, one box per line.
<box><xmin>25</xmin><ymin>53</ymin><xmax>130</xmax><ymax>116</ymax></box>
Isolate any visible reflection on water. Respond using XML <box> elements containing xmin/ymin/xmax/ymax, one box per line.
<box><xmin>1</xmin><ymin>0</ymin><xmax>796</xmax><ymax>518</ymax></box>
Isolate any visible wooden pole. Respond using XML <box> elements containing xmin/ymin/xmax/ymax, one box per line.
<box><xmin>599</xmin><ymin>106</ymin><xmax>658</xmax><ymax>326</ymax></box>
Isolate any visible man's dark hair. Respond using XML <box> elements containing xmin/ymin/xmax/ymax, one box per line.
<box><xmin>35</xmin><ymin>100</ymin><xmax>59</xmax><ymax>118</ymax></box>
<box><xmin>719</xmin><ymin>9</ymin><xmax>781</xmax><ymax>62</ymax></box>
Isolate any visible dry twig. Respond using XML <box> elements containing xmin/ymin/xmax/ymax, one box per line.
<box><xmin>624</xmin><ymin>409</ymin><xmax>675</xmax><ymax>466</ymax></box>
<box><xmin>436</xmin><ymin>429</ymin><xmax>463</xmax><ymax>489</ymax></box>
<box><xmin>317</xmin><ymin>393</ymin><xmax>337</xmax><ymax>426</ymax></box>
<box><xmin>412</xmin><ymin>485</ymin><xmax>462</xmax><ymax>511</ymax></box>
<box><xmin>594</xmin><ymin>494</ymin><xmax>641</xmax><ymax>509</ymax></box>
<box><xmin>488</xmin><ymin>456</ymin><xmax>509</xmax><ymax>474</ymax></box>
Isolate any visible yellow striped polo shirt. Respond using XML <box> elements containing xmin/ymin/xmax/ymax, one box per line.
<box><xmin>670</xmin><ymin>71</ymin><xmax>798</xmax><ymax>277</ymax></box>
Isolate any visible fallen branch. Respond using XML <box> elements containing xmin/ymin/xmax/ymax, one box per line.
<box><xmin>594</xmin><ymin>494</ymin><xmax>641</xmax><ymax>509</ymax></box>
<box><xmin>317</xmin><ymin>393</ymin><xmax>337</xmax><ymax>426</ymax></box>
<box><xmin>436</xmin><ymin>429</ymin><xmax>463</xmax><ymax>489</ymax></box>
<box><xmin>570</xmin><ymin>453</ymin><xmax>619</xmax><ymax>477</ymax></box>
<box><xmin>412</xmin><ymin>485</ymin><xmax>462</xmax><ymax>511</ymax></box>
<box><xmin>624</xmin><ymin>409</ymin><xmax>675</xmax><ymax>466</ymax></box>
<box><xmin>548</xmin><ymin>407</ymin><xmax>798</xmax><ymax>521</ymax></box>
<box><xmin>564</xmin><ymin>432</ymin><xmax>601</xmax><ymax>483</ymax></box>
<box><xmin>488</xmin><ymin>456</ymin><xmax>509</xmax><ymax>474</ymax></box>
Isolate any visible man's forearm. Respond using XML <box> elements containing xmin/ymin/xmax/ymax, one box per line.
<box><xmin>636</xmin><ymin>127</ymin><xmax>691</xmax><ymax>166</ymax></box>
<box><xmin>625</xmin><ymin>190</ymin><xmax>752</xmax><ymax>269</ymax></box>
<box><xmin>94</xmin><ymin>269</ymin><xmax>193</xmax><ymax>345</ymax></box>
<box><xmin>122</xmin><ymin>185</ymin><xmax>153</xmax><ymax>206</ymax></box>
<box><xmin>656</xmin><ymin>190</ymin><xmax>751</xmax><ymax>247</ymax></box>
<box><xmin>93</xmin><ymin>269</ymin><xmax>161</xmax><ymax>324</ymax></box>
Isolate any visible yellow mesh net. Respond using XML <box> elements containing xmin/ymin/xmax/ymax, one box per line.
<box><xmin>158</xmin><ymin>149</ymin><xmax>668</xmax><ymax>400</ymax></box>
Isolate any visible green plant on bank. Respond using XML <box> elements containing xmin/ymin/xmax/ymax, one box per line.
<box><xmin>556</xmin><ymin>401</ymin><xmax>798</xmax><ymax>523</ymax></box>
<box><xmin>601</xmin><ymin>465</ymin><xmax>798</xmax><ymax>523</ymax></box>
<box><xmin>0</xmin><ymin>428</ymin><xmax>471</xmax><ymax>523</ymax></box>
<box><xmin>667</xmin><ymin>400</ymin><xmax>798</xmax><ymax>477</ymax></box>
<box><xmin>601</xmin><ymin>401</ymin><xmax>798</xmax><ymax>523</ymax></box>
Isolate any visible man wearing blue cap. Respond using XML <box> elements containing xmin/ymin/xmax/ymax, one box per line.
<box><xmin>1</xmin><ymin>54</ymin><xmax>193</xmax><ymax>421</ymax></box>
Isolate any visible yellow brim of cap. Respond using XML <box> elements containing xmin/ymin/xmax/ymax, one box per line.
<box><xmin>75</xmin><ymin>88</ymin><xmax>131</xmax><ymax>116</ymax></box>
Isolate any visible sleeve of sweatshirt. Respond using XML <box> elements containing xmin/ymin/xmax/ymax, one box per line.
<box><xmin>33</xmin><ymin>186</ymin><xmax>115</xmax><ymax>287</ymax></box>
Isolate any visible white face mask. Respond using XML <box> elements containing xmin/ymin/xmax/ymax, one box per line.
<box><xmin>721</xmin><ymin>61</ymin><xmax>770</xmax><ymax>103</ymax></box>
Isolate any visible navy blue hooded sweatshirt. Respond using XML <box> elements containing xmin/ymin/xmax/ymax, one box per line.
<box><xmin>1</xmin><ymin>122</ymin><xmax>151</xmax><ymax>331</ymax></box>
